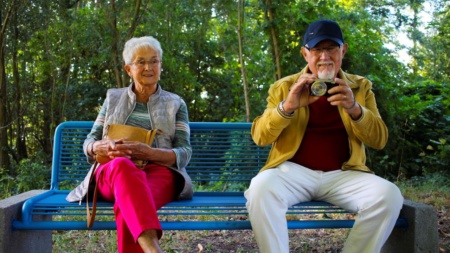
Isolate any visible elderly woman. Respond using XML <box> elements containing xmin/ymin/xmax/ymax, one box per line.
<box><xmin>67</xmin><ymin>36</ymin><xmax>193</xmax><ymax>253</ymax></box>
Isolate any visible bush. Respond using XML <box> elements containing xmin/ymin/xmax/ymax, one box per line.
<box><xmin>371</xmin><ymin>80</ymin><xmax>450</xmax><ymax>179</ymax></box>
<box><xmin>15</xmin><ymin>159</ymin><xmax>51</xmax><ymax>192</ymax></box>
<box><xmin>0</xmin><ymin>158</ymin><xmax>50</xmax><ymax>199</ymax></box>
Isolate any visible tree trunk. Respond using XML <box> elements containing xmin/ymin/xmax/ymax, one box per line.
<box><xmin>125</xmin><ymin>0</ymin><xmax>142</xmax><ymax>41</ymax></box>
<box><xmin>237</xmin><ymin>0</ymin><xmax>250</xmax><ymax>122</ymax></box>
<box><xmin>0</xmin><ymin>0</ymin><xmax>16</xmax><ymax>170</ymax></box>
<box><xmin>265</xmin><ymin>0</ymin><xmax>281</xmax><ymax>80</ymax></box>
<box><xmin>108</xmin><ymin>0</ymin><xmax>123</xmax><ymax>88</ymax></box>
<box><xmin>122</xmin><ymin>0</ymin><xmax>143</xmax><ymax>86</ymax></box>
<box><xmin>41</xmin><ymin>74</ymin><xmax>54</xmax><ymax>163</ymax></box>
<box><xmin>0</xmin><ymin>44</ymin><xmax>10</xmax><ymax>170</ymax></box>
<box><xmin>409</xmin><ymin>3</ymin><xmax>421</xmax><ymax>78</ymax></box>
<box><xmin>12</xmin><ymin>25</ymin><xmax>27</xmax><ymax>161</ymax></box>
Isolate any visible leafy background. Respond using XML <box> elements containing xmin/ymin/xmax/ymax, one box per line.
<box><xmin>1</xmin><ymin>0</ymin><xmax>449</xmax><ymax>251</ymax></box>
<box><xmin>0</xmin><ymin>0</ymin><xmax>449</xmax><ymax>194</ymax></box>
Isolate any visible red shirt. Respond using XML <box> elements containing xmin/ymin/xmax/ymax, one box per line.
<box><xmin>289</xmin><ymin>96</ymin><xmax>350</xmax><ymax>171</ymax></box>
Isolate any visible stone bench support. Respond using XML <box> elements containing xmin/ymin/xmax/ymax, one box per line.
<box><xmin>0</xmin><ymin>190</ymin><xmax>52</xmax><ymax>253</ymax></box>
<box><xmin>382</xmin><ymin>200</ymin><xmax>439</xmax><ymax>253</ymax></box>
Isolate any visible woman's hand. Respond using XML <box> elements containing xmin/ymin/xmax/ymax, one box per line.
<box><xmin>93</xmin><ymin>139</ymin><xmax>132</xmax><ymax>159</ymax></box>
<box><xmin>108</xmin><ymin>141</ymin><xmax>177</xmax><ymax>167</ymax></box>
<box><xmin>113</xmin><ymin>141</ymin><xmax>150</xmax><ymax>161</ymax></box>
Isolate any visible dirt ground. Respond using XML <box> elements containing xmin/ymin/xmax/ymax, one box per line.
<box><xmin>53</xmin><ymin>205</ymin><xmax>449</xmax><ymax>252</ymax></box>
<box><xmin>438</xmin><ymin>207</ymin><xmax>450</xmax><ymax>253</ymax></box>
<box><xmin>159</xmin><ymin>206</ymin><xmax>449</xmax><ymax>253</ymax></box>
<box><xmin>160</xmin><ymin>229</ymin><xmax>345</xmax><ymax>252</ymax></box>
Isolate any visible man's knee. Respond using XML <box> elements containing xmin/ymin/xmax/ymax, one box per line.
<box><xmin>245</xmin><ymin>170</ymin><xmax>282</xmax><ymax>206</ymax></box>
<box><xmin>384</xmin><ymin>183</ymin><xmax>403</xmax><ymax>212</ymax></box>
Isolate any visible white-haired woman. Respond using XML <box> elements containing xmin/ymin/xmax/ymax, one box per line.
<box><xmin>67</xmin><ymin>36</ymin><xmax>193</xmax><ymax>253</ymax></box>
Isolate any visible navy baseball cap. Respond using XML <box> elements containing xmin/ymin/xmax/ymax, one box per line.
<box><xmin>303</xmin><ymin>20</ymin><xmax>344</xmax><ymax>49</ymax></box>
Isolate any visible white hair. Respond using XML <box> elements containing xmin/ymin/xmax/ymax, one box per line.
<box><xmin>122</xmin><ymin>36</ymin><xmax>163</xmax><ymax>64</ymax></box>
<box><xmin>317</xmin><ymin>61</ymin><xmax>335</xmax><ymax>80</ymax></box>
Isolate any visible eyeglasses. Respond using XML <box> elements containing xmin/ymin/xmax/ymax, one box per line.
<box><xmin>305</xmin><ymin>45</ymin><xmax>340</xmax><ymax>56</ymax></box>
<box><xmin>130</xmin><ymin>59</ymin><xmax>161</xmax><ymax>68</ymax></box>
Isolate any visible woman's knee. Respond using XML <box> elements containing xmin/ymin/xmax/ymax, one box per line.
<box><xmin>109</xmin><ymin>157</ymin><xmax>136</xmax><ymax>169</ymax></box>
<box><xmin>105</xmin><ymin>157</ymin><xmax>144</xmax><ymax>179</ymax></box>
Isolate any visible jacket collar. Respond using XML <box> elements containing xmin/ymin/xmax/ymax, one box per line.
<box><xmin>127</xmin><ymin>83</ymin><xmax>162</xmax><ymax>101</ymax></box>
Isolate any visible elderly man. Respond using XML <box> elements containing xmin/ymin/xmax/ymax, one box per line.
<box><xmin>245</xmin><ymin>20</ymin><xmax>403</xmax><ymax>253</ymax></box>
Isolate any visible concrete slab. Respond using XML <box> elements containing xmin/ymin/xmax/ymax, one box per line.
<box><xmin>382</xmin><ymin>200</ymin><xmax>439</xmax><ymax>253</ymax></box>
<box><xmin>0</xmin><ymin>190</ymin><xmax>52</xmax><ymax>253</ymax></box>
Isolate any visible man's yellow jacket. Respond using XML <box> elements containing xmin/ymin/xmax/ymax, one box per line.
<box><xmin>251</xmin><ymin>66</ymin><xmax>388</xmax><ymax>173</ymax></box>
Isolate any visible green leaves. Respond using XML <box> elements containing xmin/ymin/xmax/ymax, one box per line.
<box><xmin>0</xmin><ymin>0</ymin><xmax>448</xmax><ymax>179</ymax></box>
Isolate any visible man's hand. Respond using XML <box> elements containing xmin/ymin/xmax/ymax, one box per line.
<box><xmin>328</xmin><ymin>77</ymin><xmax>362</xmax><ymax>120</ymax></box>
<box><xmin>282</xmin><ymin>73</ymin><xmax>320</xmax><ymax>114</ymax></box>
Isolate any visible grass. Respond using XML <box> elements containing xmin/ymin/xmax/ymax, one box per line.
<box><xmin>38</xmin><ymin>173</ymin><xmax>450</xmax><ymax>252</ymax></box>
<box><xmin>396</xmin><ymin>173</ymin><xmax>450</xmax><ymax>207</ymax></box>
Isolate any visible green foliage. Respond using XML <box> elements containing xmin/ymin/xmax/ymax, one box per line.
<box><xmin>14</xmin><ymin>159</ymin><xmax>51</xmax><ymax>192</ymax></box>
<box><xmin>0</xmin><ymin>168</ymin><xmax>15</xmax><ymax>199</ymax></box>
<box><xmin>0</xmin><ymin>156</ymin><xmax>50</xmax><ymax>199</ymax></box>
<box><xmin>397</xmin><ymin>172</ymin><xmax>450</xmax><ymax>207</ymax></box>
<box><xmin>195</xmin><ymin>181</ymin><xmax>249</xmax><ymax>192</ymax></box>
<box><xmin>399</xmin><ymin>81</ymin><xmax>448</xmax><ymax>177</ymax></box>
<box><xmin>1</xmin><ymin>0</ymin><xmax>449</xmax><ymax>192</ymax></box>
<box><xmin>367</xmin><ymin>78</ymin><xmax>450</xmax><ymax>179</ymax></box>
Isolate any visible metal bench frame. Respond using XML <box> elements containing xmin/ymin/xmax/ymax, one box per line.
<box><xmin>12</xmin><ymin>121</ymin><xmax>407</xmax><ymax>231</ymax></box>
<box><xmin>2</xmin><ymin>121</ymin><xmax>440</xmax><ymax>253</ymax></box>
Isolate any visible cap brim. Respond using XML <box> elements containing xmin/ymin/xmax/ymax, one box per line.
<box><xmin>305</xmin><ymin>36</ymin><xmax>343</xmax><ymax>48</ymax></box>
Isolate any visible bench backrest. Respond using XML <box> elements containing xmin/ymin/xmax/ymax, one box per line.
<box><xmin>51</xmin><ymin>121</ymin><xmax>270</xmax><ymax>191</ymax></box>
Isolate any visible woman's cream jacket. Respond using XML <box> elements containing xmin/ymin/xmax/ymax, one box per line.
<box><xmin>66</xmin><ymin>84</ymin><xmax>193</xmax><ymax>202</ymax></box>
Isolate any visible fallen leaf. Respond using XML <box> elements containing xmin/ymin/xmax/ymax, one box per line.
<box><xmin>197</xmin><ymin>243</ymin><xmax>203</xmax><ymax>252</ymax></box>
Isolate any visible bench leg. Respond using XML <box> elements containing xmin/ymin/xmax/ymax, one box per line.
<box><xmin>0</xmin><ymin>190</ymin><xmax>52</xmax><ymax>253</ymax></box>
<box><xmin>381</xmin><ymin>200</ymin><xmax>439</xmax><ymax>253</ymax></box>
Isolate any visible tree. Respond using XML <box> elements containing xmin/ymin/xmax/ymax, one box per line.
<box><xmin>263</xmin><ymin>0</ymin><xmax>282</xmax><ymax>80</ymax></box>
<box><xmin>237</xmin><ymin>0</ymin><xmax>250</xmax><ymax>122</ymax></box>
<box><xmin>0</xmin><ymin>0</ymin><xmax>448</xmax><ymax>181</ymax></box>
<box><xmin>418</xmin><ymin>0</ymin><xmax>450</xmax><ymax>81</ymax></box>
<box><xmin>0</xmin><ymin>0</ymin><xmax>19</xmax><ymax>171</ymax></box>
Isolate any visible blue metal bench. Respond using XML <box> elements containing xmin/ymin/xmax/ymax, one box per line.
<box><xmin>12</xmin><ymin>121</ymin><xmax>408</xmax><ymax>231</ymax></box>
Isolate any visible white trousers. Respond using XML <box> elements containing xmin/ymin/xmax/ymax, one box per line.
<box><xmin>244</xmin><ymin>161</ymin><xmax>403</xmax><ymax>253</ymax></box>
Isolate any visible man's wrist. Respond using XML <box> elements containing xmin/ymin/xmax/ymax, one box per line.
<box><xmin>343</xmin><ymin>99</ymin><xmax>357</xmax><ymax>110</ymax></box>
<box><xmin>278</xmin><ymin>100</ymin><xmax>294</xmax><ymax>117</ymax></box>
<box><xmin>348</xmin><ymin>102</ymin><xmax>363</xmax><ymax>120</ymax></box>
